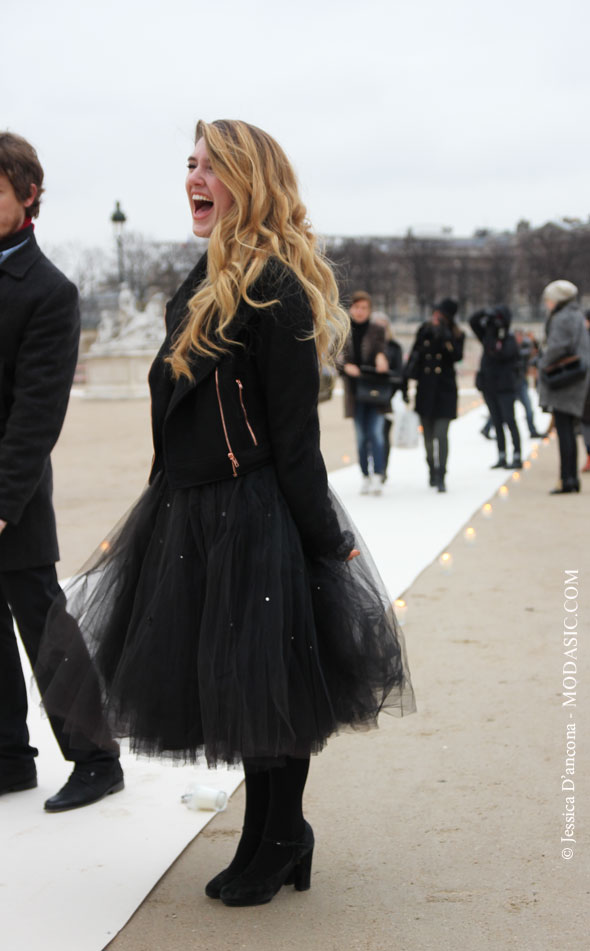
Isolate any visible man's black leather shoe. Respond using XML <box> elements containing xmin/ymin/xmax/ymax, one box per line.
<box><xmin>44</xmin><ymin>761</ymin><xmax>124</xmax><ymax>813</ymax></box>
<box><xmin>0</xmin><ymin>761</ymin><xmax>38</xmax><ymax>796</ymax></box>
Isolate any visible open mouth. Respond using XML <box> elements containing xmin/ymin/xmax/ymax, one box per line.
<box><xmin>192</xmin><ymin>193</ymin><xmax>214</xmax><ymax>219</ymax></box>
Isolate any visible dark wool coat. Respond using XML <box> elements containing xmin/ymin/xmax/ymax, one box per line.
<box><xmin>405</xmin><ymin>321</ymin><xmax>464</xmax><ymax>420</ymax></box>
<box><xmin>469</xmin><ymin>309</ymin><xmax>519</xmax><ymax>395</ymax></box>
<box><xmin>0</xmin><ymin>227</ymin><xmax>79</xmax><ymax>571</ymax></box>
<box><xmin>148</xmin><ymin>253</ymin><xmax>351</xmax><ymax>560</ymax></box>
<box><xmin>337</xmin><ymin>319</ymin><xmax>387</xmax><ymax>418</ymax></box>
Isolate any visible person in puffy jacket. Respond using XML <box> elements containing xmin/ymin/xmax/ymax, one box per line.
<box><xmin>470</xmin><ymin>304</ymin><xmax>522</xmax><ymax>469</ymax></box>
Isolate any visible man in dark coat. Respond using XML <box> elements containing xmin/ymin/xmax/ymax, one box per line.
<box><xmin>338</xmin><ymin>290</ymin><xmax>389</xmax><ymax>494</ymax></box>
<box><xmin>0</xmin><ymin>132</ymin><xmax>123</xmax><ymax>810</ymax></box>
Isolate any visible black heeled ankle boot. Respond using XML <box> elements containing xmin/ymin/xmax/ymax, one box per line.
<box><xmin>491</xmin><ymin>454</ymin><xmax>507</xmax><ymax>469</ymax></box>
<box><xmin>437</xmin><ymin>471</ymin><xmax>446</xmax><ymax>493</ymax></box>
<box><xmin>429</xmin><ymin>467</ymin><xmax>438</xmax><ymax>487</ymax></box>
<box><xmin>220</xmin><ymin>821</ymin><xmax>314</xmax><ymax>907</ymax></box>
<box><xmin>205</xmin><ymin>827</ymin><xmax>262</xmax><ymax>899</ymax></box>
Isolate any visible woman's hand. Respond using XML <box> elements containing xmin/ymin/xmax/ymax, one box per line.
<box><xmin>344</xmin><ymin>363</ymin><xmax>361</xmax><ymax>378</ymax></box>
<box><xmin>346</xmin><ymin>548</ymin><xmax>361</xmax><ymax>561</ymax></box>
<box><xmin>0</xmin><ymin>520</ymin><xmax>6</xmax><ymax>535</ymax></box>
<box><xmin>375</xmin><ymin>353</ymin><xmax>389</xmax><ymax>373</ymax></box>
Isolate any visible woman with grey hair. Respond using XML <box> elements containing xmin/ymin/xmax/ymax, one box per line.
<box><xmin>538</xmin><ymin>280</ymin><xmax>590</xmax><ymax>494</ymax></box>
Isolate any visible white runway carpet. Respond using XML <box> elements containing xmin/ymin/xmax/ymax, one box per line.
<box><xmin>0</xmin><ymin>400</ymin><xmax>550</xmax><ymax>950</ymax></box>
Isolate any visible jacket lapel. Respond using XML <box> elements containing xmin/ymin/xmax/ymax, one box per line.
<box><xmin>162</xmin><ymin>264</ymin><xmax>255</xmax><ymax>421</ymax></box>
<box><xmin>164</xmin><ymin>353</ymin><xmax>218</xmax><ymax>419</ymax></box>
<box><xmin>0</xmin><ymin>232</ymin><xmax>40</xmax><ymax>279</ymax></box>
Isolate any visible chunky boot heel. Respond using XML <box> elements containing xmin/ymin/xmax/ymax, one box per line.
<box><xmin>292</xmin><ymin>846</ymin><xmax>313</xmax><ymax>891</ymax></box>
<box><xmin>220</xmin><ymin>821</ymin><xmax>314</xmax><ymax>906</ymax></box>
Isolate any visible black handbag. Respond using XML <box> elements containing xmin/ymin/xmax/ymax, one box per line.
<box><xmin>356</xmin><ymin>367</ymin><xmax>401</xmax><ymax>407</ymax></box>
<box><xmin>541</xmin><ymin>354</ymin><xmax>588</xmax><ymax>390</ymax></box>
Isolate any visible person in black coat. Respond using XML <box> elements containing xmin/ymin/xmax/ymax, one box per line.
<box><xmin>38</xmin><ymin>120</ymin><xmax>414</xmax><ymax>906</ymax></box>
<box><xmin>405</xmin><ymin>298</ymin><xmax>464</xmax><ymax>492</ymax></box>
<box><xmin>0</xmin><ymin>132</ymin><xmax>122</xmax><ymax>810</ymax></box>
<box><xmin>470</xmin><ymin>304</ymin><xmax>522</xmax><ymax>469</ymax></box>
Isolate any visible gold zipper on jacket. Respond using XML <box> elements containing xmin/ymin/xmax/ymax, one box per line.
<box><xmin>236</xmin><ymin>379</ymin><xmax>258</xmax><ymax>446</ymax></box>
<box><xmin>215</xmin><ymin>368</ymin><xmax>239</xmax><ymax>477</ymax></box>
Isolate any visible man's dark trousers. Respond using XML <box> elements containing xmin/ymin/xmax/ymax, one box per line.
<box><xmin>0</xmin><ymin>564</ymin><xmax>117</xmax><ymax>767</ymax></box>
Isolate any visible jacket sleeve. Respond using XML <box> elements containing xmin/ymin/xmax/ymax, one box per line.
<box><xmin>335</xmin><ymin>333</ymin><xmax>352</xmax><ymax>376</ymax></box>
<box><xmin>0</xmin><ymin>279</ymin><xmax>80</xmax><ymax>524</ymax></box>
<box><xmin>448</xmin><ymin>329</ymin><xmax>465</xmax><ymax>362</ymax></box>
<box><xmin>387</xmin><ymin>341</ymin><xmax>404</xmax><ymax>374</ymax></box>
<box><xmin>254</xmin><ymin>272</ymin><xmax>353</xmax><ymax>560</ymax></box>
<box><xmin>469</xmin><ymin>310</ymin><xmax>487</xmax><ymax>342</ymax></box>
<box><xmin>404</xmin><ymin>324</ymin><xmax>426</xmax><ymax>378</ymax></box>
<box><xmin>539</xmin><ymin>311</ymin><xmax>581</xmax><ymax>369</ymax></box>
<box><xmin>368</xmin><ymin>323</ymin><xmax>387</xmax><ymax>363</ymax></box>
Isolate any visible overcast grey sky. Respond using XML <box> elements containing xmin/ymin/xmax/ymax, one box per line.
<box><xmin>2</xmin><ymin>0</ymin><xmax>588</xmax><ymax>252</ymax></box>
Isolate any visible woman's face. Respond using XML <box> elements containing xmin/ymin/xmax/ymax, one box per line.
<box><xmin>186</xmin><ymin>138</ymin><xmax>234</xmax><ymax>238</ymax></box>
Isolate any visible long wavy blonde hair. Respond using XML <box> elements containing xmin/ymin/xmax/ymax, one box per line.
<box><xmin>167</xmin><ymin>119</ymin><xmax>349</xmax><ymax>381</ymax></box>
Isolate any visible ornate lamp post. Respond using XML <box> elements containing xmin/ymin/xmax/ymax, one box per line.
<box><xmin>110</xmin><ymin>201</ymin><xmax>127</xmax><ymax>283</ymax></box>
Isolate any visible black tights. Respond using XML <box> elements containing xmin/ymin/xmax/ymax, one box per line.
<box><xmin>244</xmin><ymin>756</ymin><xmax>309</xmax><ymax>840</ymax></box>
<box><xmin>221</xmin><ymin>756</ymin><xmax>310</xmax><ymax>879</ymax></box>
<box><xmin>421</xmin><ymin>416</ymin><xmax>451</xmax><ymax>475</ymax></box>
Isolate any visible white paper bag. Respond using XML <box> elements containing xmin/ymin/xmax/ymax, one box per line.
<box><xmin>393</xmin><ymin>396</ymin><xmax>420</xmax><ymax>449</ymax></box>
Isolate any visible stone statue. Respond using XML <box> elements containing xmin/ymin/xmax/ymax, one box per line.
<box><xmin>91</xmin><ymin>286</ymin><xmax>165</xmax><ymax>354</ymax></box>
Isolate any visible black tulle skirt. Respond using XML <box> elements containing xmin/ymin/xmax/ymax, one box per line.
<box><xmin>38</xmin><ymin>466</ymin><xmax>415</xmax><ymax>767</ymax></box>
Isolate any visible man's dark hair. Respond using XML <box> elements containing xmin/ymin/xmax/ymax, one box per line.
<box><xmin>0</xmin><ymin>132</ymin><xmax>44</xmax><ymax>218</ymax></box>
<box><xmin>351</xmin><ymin>290</ymin><xmax>372</xmax><ymax>307</ymax></box>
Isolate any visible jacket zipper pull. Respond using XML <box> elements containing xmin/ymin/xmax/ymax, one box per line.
<box><xmin>227</xmin><ymin>452</ymin><xmax>239</xmax><ymax>477</ymax></box>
